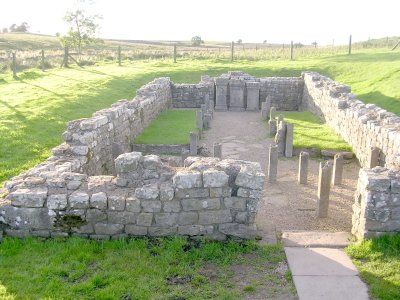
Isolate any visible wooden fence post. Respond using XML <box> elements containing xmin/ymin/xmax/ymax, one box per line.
<box><xmin>63</xmin><ymin>46</ymin><xmax>69</xmax><ymax>68</ymax></box>
<box><xmin>12</xmin><ymin>52</ymin><xmax>17</xmax><ymax>78</ymax></box>
<box><xmin>348</xmin><ymin>35</ymin><xmax>352</xmax><ymax>55</ymax></box>
<box><xmin>231</xmin><ymin>41</ymin><xmax>234</xmax><ymax>62</ymax></box>
<box><xmin>41</xmin><ymin>49</ymin><xmax>45</xmax><ymax>71</ymax></box>
<box><xmin>290</xmin><ymin>41</ymin><xmax>294</xmax><ymax>60</ymax></box>
<box><xmin>173</xmin><ymin>44</ymin><xmax>177</xmax><ymax>63</ymax></box>
<box><xmin>118</xmin><ymin>46</ymin><xmax>121</xmax><ymax>66</ymax></box>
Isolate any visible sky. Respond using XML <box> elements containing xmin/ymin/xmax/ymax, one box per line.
<box><xmin>0</xmin><ymin>0</ymin><xmax>399</xmax><ymax>45</ymax></box>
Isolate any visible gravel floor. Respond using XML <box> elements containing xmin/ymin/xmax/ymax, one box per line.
<box><xmin>202</xmin><ymin>111</ymin><xmax>359</xmax><ymax>234</ymax></box>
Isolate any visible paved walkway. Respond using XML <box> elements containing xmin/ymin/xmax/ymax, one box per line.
<box><xmin>202</xmin><ymin>111</ymin><xmax>369</xmax><ymax>299</ymax></box>
<box><xmin>283</xmin><ymin>231</ymin><xmax>369</xmax><ymax>300</ymax></box>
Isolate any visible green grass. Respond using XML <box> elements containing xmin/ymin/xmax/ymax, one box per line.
<box><xmin>135</xmin><ymin>109</ymin><xmax>197</xmax><ymax>144</ymax></box>
<box><xmin>0</xmin><ymin>236</ymin><xmax>294</xmax><ymax>299</ymax></box>
<box><xmin>346</xmin><ymin>234</ymin><xmax>400</xmax><ymax>300</ymax></box>
<box><xmin>279</xmin><ymin>111</ymin><xmax>353</xmax><ymax>151</ymax></box>
<box><xmin>1</xmin><ymin>48</ymin><xmax>400</xmax><ymax>186</ymax></box>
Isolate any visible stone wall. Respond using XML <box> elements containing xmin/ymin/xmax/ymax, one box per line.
<box><xmin>260</xmin><ymin>77</ymin><xmax>304</xmax><ymax>111</ymax></box>
<box><xmin>352</xmin><ymin>167</ymin><xmax>400</xmax><ymax>238</ymax></box>
<box><xmin>1</xmin><ymin>154</ymin><xmax>264</xmax><ymax>240</ymax></box>
<box><xmin>171</xmin><ymin>76</ymin><xmax>215</xmax><ymax>108</ymax></box>
<box><xmin>302</xmin><ymin>72</ymin><xmax>400</xmax><ymax>169</ymax></box>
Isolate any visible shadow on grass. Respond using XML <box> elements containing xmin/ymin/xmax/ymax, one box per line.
<box><xmin>356</xmin><ymin>91</ymin><xmax>400</xmax><ymax>116</ymax></box>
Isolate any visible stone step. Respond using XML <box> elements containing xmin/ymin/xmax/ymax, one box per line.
<box><xmin>282</xmin><ymin>231</ymin><xmax>351</xmax><ymax>248</ymax></box>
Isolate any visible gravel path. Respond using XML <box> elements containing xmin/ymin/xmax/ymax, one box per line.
<box><xmin>202</xmin><ymin>111</ymin><xmax>359</xmax><ymax>234</ymax></box>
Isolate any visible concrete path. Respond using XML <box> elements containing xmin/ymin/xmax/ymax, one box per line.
<box><xmin>283</xmin><ymin>231</ymin><xmax>369</xmax><ymax>300</ymax></box>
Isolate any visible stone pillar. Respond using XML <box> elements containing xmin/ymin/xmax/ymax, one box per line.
<box><xmin>298</xmin><ymin>151</ymin><xmax>309</xmax><ymax>184</ymax></box>
<box><xmin>285</xmin><ymin>123</ymin><xmax>293</xmax><ymax>157</ymax></box>
<box><xmin>204</xmin><ymin>94</ymin><xmax>211</xmax><ymax>111</ymax></box>
<box><xmin>268</xmin><ymin>107</ymin><xmax>277</xmax><ymax>136</ymax></box>
<box><xmin>215</xmin><ymin>77</ymin><xmax>229</xmax><ymax>111</ymax></box>
<box><xmin>332</xmin><ymin>153</ymin><xmax>344</xmax><ymax>185</ymax></box>
<box><xmin>261</xmin><ymin>96</ymin><xmax>271</xmax><ymax>120</ymax></box>
<box><xmin>213</xmin><ymin>143</ymin><xmax>222</xmax><ymax>159</ymax></box>
<box><xmin>246</xmin><ymin>81</ymin><xmax>260</xmax><ymax>111</ymax></box>
<box><xmin>201</xmin><ymin>104</ymin><xmax>206</xmax><ymax>116</ymax></box>
<box><xmin>181</xmin><ymin>149</ymin><xmax>190</xmax><ymax>162</ymax></box>
<box><xmin>277</xmin><ymin>114</ymin><xmax>284</xmax><ymax>127</ymax></box>
<box><xmin>367</xmin><ymin>147</ymin><xmax>380</xmax><ymax>168</ymax></box>
<box><xmin>190</xmin><ymin>132</ymin><xmax>198</xmax><ymax>156</ymax></box>
<box><xmin>196</xmin><ymin>110</ymin><xmax>203</xmax><ymax>131</ymax></box>
<box><xmin>229</xmin><ymin>79</ymin><xmax>245</xmax><ymax>111</ymax></box>
<box><xmin>204</xmin><ymin>113</ymin><xmax>212</xmax><ymax>129</ymax></box>
<box><xmin>268</xmin><ymin>144</ymin><xmax>278</xmax><ymax>183</ymax></box>
<box><xmin>317</xmin><ymin>161</ymin><xmax>333</xmax><ymax>218</ymax></box>
<box><xmin>275</xmin><ymin>121</ymin><xmax>286</xmax><ymax>156</ymax></box>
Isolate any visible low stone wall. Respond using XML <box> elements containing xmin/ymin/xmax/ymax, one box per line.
<box><xmin>352</xmin><ymin>167</ymin><xmax>400</xmax><ymax>238</ymax></box>
<box><xmin>302</xmin><ymin>72</ymin><xmax>400</xmax><ymax>169</ymax></box>
<box><xmin>1</xmin><ymin>154</ymin><xmax>264</xmax><ymax>240</ymax></box>
<box><xmin>260</xmin><ymin>77</ymin><xmax>304</xmax><ymax>111</ymax></box>
<box><xmin>132</xmin><ymin>144</ymin><xmax>189</xmax><ymax>155</ymax></box>
<box><xmin>171</xmin><ymin>76</ymin><xmax>215</xmax><ymax>108</ymax></box>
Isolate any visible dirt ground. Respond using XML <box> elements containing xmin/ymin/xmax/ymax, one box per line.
<box><xmin>202</xmin><ymin>111</ymin><xmax>359</xmax><ymax>236</ymax></box>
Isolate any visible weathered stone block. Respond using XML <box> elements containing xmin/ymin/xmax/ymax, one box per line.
<box><xmin>182</xmin><ymin>198</ymin><xmax>220</xmax><ymax>211</ymax></box>
<box><xmin>125</xmin><ymin>225</ymin><xmax>147</xmax><ymax>236</ymax></box>
<box><xmin>178</xmin><ymin>212</ymin><xmax>198</xmax><ymax>225</ymax></box>
<box><xmin>203</xmin><ymin>169</ymin><xmax>229</xmax><ymax>188</ymax></box>
<box><xmin>135</xmin><ymin>184</ymin><xmax>159</xmax><ymax>200</ymax></box>
<box><xmin>235</xmin><ymin>165</ymin><xmax>265</xmax><ymax>190</ymax></box>
<box><xmin>175</xmin><ymin>188</ymin><xmax>209</xmax><ymax>199</ymax></box>
<box><xmin>141</xmin><ymin>201</ymin><xmax>162</xmax><ymax>213</ymax></box>
<box><xmin>47</xmin><ymin>194</ymin><xmax>68</xmax><ymax>210</ymax></box>
<box><xmin>90</xmin><ymin>192</ymin><xmax>108</xmax><ymax>210</ymax></box>
<box><xmin>9</xmin><ymin>188</ymin><xmax>47</xmax><ymax>208</ymax></box>
<box><xmin>163</xmin><ymin>201</ymin><xmax>181</xmax><ymax>213</ymax></box>
<box><xmin>218</xmin><ymin>223</ymin><xmax>256</xmax><ymax>239</ymax></box>
<box><xmin>126</xmin><ymin>197</ymin><xmax>141</xmax><ymax>212</ymax></box>
<box><xmin>209</xmin><ymin>187</ymin><xmax>232</xmax><ymax>198</ymax></box>
<box><xmin>148</xmin><ymin>226</ymin><xmax>177</xmax><ymax>236</ymax></box>
<box><xmin>94</xmin><ymin>223</ymin><xmax>124</xmax><ymax>235</ymax></box>
<box><xmin>160</xmin><ymin>182</ymin><xmax>174</xmax><ymax>201</ymax></box>
<box><xmin>108</xmin><ymin>195</ymin><xmax>126</xmax><ymax>211</ymax></box>
<box><xmin>155</xmin><ymin>213</ymin><xmax>179</xmax><ymax>226</ymax></box>
<box><xmin>173</xmin><ymin>171</ymin><xmax>202</xmax><ymax>189</ymax></box>
<box><xmin>137</xmin><ymin>213</ymin><xmax>153</xmax><ymax>226</ymax></box>
<box><xmin>86</xmin><ymin>209</ymin><xmax>107</xmax><ymax>222</ymax></box>
<box><xmin>236</xmin><ymin>188</ymin><xmax>261</xmax><ymax>199</ymax></box>
<box><xmin>198</xmin><ymin>210</ymin><xmax>232</xmax><ymax>224</ymax></box>
<box><xmin>224</xmin><ymin>197</ymin><xmax>247</xmax><ymax>211</ymax></box>
<box><xmin>178</xmin><ymin>225</ymin><xmax>212</xmax><ymax>236</ymax></box>
<box><xmin>69</xmin><ymin>191</ymin><xmax>89</xmax><ymax>209</ymax></box>
<box><xmin>2</xmin><ymin>206</ymin><xmax>51</xmax><ymax>230</ymax></box>
<box><xmin>143</xmin><ymin>155</ymin><xmax>161</xmax><ymax>170</ymax></box>
<box><xmin>107</xmin><ymin>211</ymin><xmax>137</xmax><ymax>224</ymax></box>
<box><xmin>115</xmin><ymin>152</ymin><xmax>142</xmax><ymax>173</ymax></box>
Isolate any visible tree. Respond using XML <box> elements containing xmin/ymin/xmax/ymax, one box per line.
<box><xmin>2</xmin><ymin>28</ymin><xmax>8</xmax><ymax>33</ymax></box>
<box><xmin>191</xmin><ymin>36</ymin><xmax>203</xmax><ymax>46</ymax></box>
<box><xmin>263</xmin><ymin>40</ymin><xmax>267</xmax><ymax>44</ymax></box>
<box><xmin>312</xmin><ymin>41</ymin><xmax>318</xmax><ymax>48</ymax></box>
<box><xmin>237</xmin><ymin>39</ymin><xmax>242</xmax><ymax>44</ymax></box>
<box><xmin>60</xmin><ymin>9</ymin><xmax>102</xmax><ymax>55</ymax></box>
<box><xmin>9</xmin><ymin>22</ymin><xmax>29</xmax><ymax>32</ymax></box>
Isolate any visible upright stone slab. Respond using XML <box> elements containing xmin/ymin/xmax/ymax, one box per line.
<box><xmin>213</xmin><ymin>143</ymin><xmax>222</xmax><ymax>159</ymax></box>
<box><xmin>275</xmin><ymin>121</ymin><xmax>286</xmax><ymax>156</ymax></box>
<box><xmin>229</xmin><ymin>79</ymin><xmax>245</xmax><ymax>111</ymax></box>
<box><xmin>367</xmin><ymin>147</ymin><xmax>380</xmax><ymax>168</ymax></box>
<box><xmin>203</xmin><ymin>113</ymin><xmax>212</xmax><ymax>129</ymax></box>
<box><xmin>277</xmin><ymin>114</ymin><xmax>284</xmax><ymax>127</ymax></box>
<box><xmin>181</xmin><ymin>149</ymin><xmax>190</xmax><ymax>162</ymax></box>
<box><xmin>200</xmin><ymin>104</ymin><xmax>206</xmax><ymax>116</ymax></box>
<box><xmin>270</xmin><ymin>107</ymin><xmax>276</xmax><ymax>120</ymax></box>
<box><xmin>285</xmin><ymin>123</ymin><xmax>293</xmax><ymax>157</ymax></box>
<box><xmin>268</xmin><ymin>144</ymin><xmax>278</xmax><ymax>183</ymax></box>
<box><xmin>298</xmin><ymin>151</ymin><xmax>309</xmax><ymax>184</ymax></box>
<box><xmin>246</xmin><ymin>81</ymin><xmax>260</xmax><ymax>111</ymax></box>
<box><xmin>190</xmin><ymin>132</ymin><xmax>198</xmax><ymax>156</ymax></box>
<box><xmin>196</xmin><ymin>110</ymin><xmax>203</xmax><ymax>131</ymax></box>
<box><xmin>317</xmin><ymin>161</ymin><xmax>333</xmax><ymax>218</ymax></box>
<box><xmin>215</xmin><ymin>77</ymin><xmax>229</xmax><ymax>111</ymax></box>
<box><xmin>261</xmin><ymin>102</ymin><xmax>268</xmax><ymax>121</ymax></box>
<box><xmin>332</xmin><ymin>153</ymin><xmax>344</xmax><ymax>185</ymax></box>
<box><xmin>269</xmin><ymin>120</ymin><xmax>277</xmax><ymax>137</ymax></box>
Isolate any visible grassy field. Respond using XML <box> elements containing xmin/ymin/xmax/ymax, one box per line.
<box><xmin>346</xmin><ymin>234</ymin><xmax>400</xmax><ymax>300</ymax></box>
<box><xmin>280</xmin><ymin>111</ymin><xmax>352</xmax><ymax>151</ymax></box>
<box><xmin>0</xmin><ymin>47</ymin><xmax>400</xmax><ymax>186</ymax></box>
<box><xmin>0</xmin><ymin>237</ymin><xmax>295</xmax><ymax>299</ymax></box>
<box><xmin>135</xmin><ymin>109</ymin><xmax>197</xmax><ymax>144</ymax></box>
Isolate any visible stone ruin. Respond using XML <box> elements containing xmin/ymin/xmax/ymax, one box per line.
<box><xmin>1</xmin><ymin>71</ymin><xmax>400</xmax><ymax>240</ymax></box>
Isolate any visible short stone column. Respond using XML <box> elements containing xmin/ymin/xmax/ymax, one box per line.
<box><xmin>285</xmin><ymin>123</ymin><xmax>293</xmax><ymax>157</ymax></box>
<box><xmin>246</xmin><ymin>81</ymin><xmax>260</xmax><ymax>111</ymax></box>
<box><xmin>229</xmin><ymin>79</ymin><xmax>245</xmax><ymax>111</ymax></box>
<box><xmin>268</xmin><ymin>107</ymin><xmax>277</xmax><ymax>136</ymax></box>
<box><xmin>275</xmin><ymin>121</ymin><xmax>286</xmax><ymax>156</ymax></box>
<box><xmin>181</xmin><ymin>149</ymin><xmax>190</xmax><ymax>162</ymax></box>
<box><xmin>201</xmin><ymin>104</ymin><xmax>206</xmax><ymax>116</ymax></box>
<box><xmin>213</xmin><ymin>143</ymin><xmax>222</xmax><ymax>159</ymax></box>
<box><xmin>204</xmin><ymin>113</ymin><xmax>212</xmax><ymax>129</ymax></box>
<box><xmin>268</xmin><ymin>144</ymin><xmax>278</xmax><ymax>183</ymax></box>
<box><xmin>367</xmin><ymin>146</ymin><xmax>380</xmax><ymax>168</ymax></box>
<box><xmin>277</xmin><ymin>114</ymin><xmax>284</xmax><ymax>127</ymax></box>
<box><xmin>317</xmin><ymin>161</ymin><xmax>333</xmax><ymax>218</ymax></box>
<box><xmin>190</xmin><ymin>132</ymin><xmax>198</xmax><ymax>156</ymax></box>
<box><xmin>298</xmin><ymin>151</ymin><xmax>309</xmax><ymax>184</ymax></box>
<box><xmin>215</xmin><ymin>77</ymin><xmax>229</xmax><ymax>111</ymax></box>
<box><xmin>196</xmin><ymin>110</ymin><xmax>203</xmax><ymax>131</ymax></box>
<box><xmin>261</xmin><ymin>96</ymin><xmax>271</xmax><ymax>120</ymax></box>
<box><xmin>332</xmin><ymin>153</ymin><xmax>344</xmax><ymax>185</ymax></box>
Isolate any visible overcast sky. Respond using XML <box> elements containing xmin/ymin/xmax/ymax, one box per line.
<box><xmin>0</xmin><ymin>0</ymin><xmax>398</xmax><ymax>45</ymax></box>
